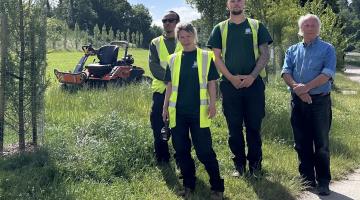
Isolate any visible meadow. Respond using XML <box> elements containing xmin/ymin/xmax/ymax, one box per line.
<box><xmin>0</xmin><ymin>48</ymin><xmax>359</xmax><ymax>200</ymax></box>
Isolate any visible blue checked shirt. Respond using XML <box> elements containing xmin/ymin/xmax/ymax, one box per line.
<box><xmin>281</xmin><ymin>37</ymin><xmax>336</xmax><ymax>95</ymax></box>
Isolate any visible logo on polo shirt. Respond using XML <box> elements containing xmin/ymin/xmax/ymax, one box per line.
<box><xmin>245</xmin><ymin>28</ymin><xmax>252</xmax><ymax>34</ymax></box>
<box><xmin>192</xmin><ymin>61</ymin><xmax>198</xmax><ymax>68</ymax></box>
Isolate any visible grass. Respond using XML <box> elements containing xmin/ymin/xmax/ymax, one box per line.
<box><xmin>1</xmin><ymin>50</ymin><xmax>360</xmax><ymax>199</ymax></box>
<box><xmin>345</xmin><ymin>52</ymin><xmax>360</xmax><ymax>67</ymax></box>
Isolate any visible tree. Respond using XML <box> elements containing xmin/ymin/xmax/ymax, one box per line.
<box><xmin>139</xmin><ymin>33</ymin><xmax>143</xmax><ymax>48</ymax></box>
<box><xmin>136</xmin><ymin>31</ymin><xmax>140</xmax><ymax>47</ymax></box>
<box><xmin>47</xmin><ymin>18</ymin><xmax>65</xmax><ymax>49</ymax></box>
<box><xmin>93</xmin><ymin>24</ymin><xmax>100</xmax><ymax>47</ymax></box>
<box><xmin>62</xmin><ymin>22</ymin><xmax>70</xmax><ymax>49</ymax></box>
<box><xmin>126</xmin><ymin>28</ymin><xmax>130</xmax><ymax>42</ymax></box>
<box><xmin>108</xmin><ymin>27</ymin><xmax>115</xmax><ymax>42</ymax></box>
<box><xmin>120</xmin><ymin>31</ymin><xmax>125</xmax><ymax>41</ymax></box>
<box><xmin>352</xmin><ymin>0</ymin><xmax>360</xmax><ymax>18</ymax></box>
<box><xmin>0</xmin><ymin>0</ymin><xmax>48</xmax><ymax>151</ymax></box>
<box><xmin>100</xmin><ymin>24</ymin><xmax>107</xmax><ymax>43</ymax></box>
<box><xmin>0</xmin><ymin>12</ymin><xmax>9</xmax><ymax>154</ymax></box>
<box><xmin>131</xmin><ymin>32</ymin><xmax>136</xmax><ymax>46</ymax></box>
<box><xmin>74</xmin><ymin>23</ymin><xmax>81</xmax><ymax>50</ymax></box>
<box><xmin>18</xmin><ymin>0</ymin><xmax>26</xmax><ymax>151</ymax></box>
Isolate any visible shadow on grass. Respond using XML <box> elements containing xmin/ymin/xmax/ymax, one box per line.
<box><xmin>158</xmin><ymin>162</ymin><xmax>215</xmax><ymax>200</ymax></box>
<box><xmin>0</xmin><ymin>148</ymin><xmax>73</xmax><ymax>200</ymax></box>
<box><xmin>246</xmin><ymin>175</ymin><xmax>296</xmax><ymax>200</ymax></box>
<box><xmin>157</xmin><ymin>162</ymin><xmax>182</xmax><ymax>193</ymax></box>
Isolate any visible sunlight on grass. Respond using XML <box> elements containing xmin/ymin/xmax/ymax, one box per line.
<box><xmin>1</xmin><ymin>51</ymin><xmax>360</xmax><ymax>200</ymax></box>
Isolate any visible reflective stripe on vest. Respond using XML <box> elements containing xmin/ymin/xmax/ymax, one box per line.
<box><xmin>151</xmin><ymin>35</ymin><xmax>183</xmax><ymax>93</ymax></box>
<box><xmin>219</xmin><ymin>18</ymin><xmax>266</xmax><ymax>77</ymax></box>
<box><xmin>168</xmin><ymin>48</ymin><xmax>212</xmax><ymax>128</ymax></box>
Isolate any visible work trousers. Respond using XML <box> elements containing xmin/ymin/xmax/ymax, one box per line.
<box><xmin>171</xmin><ymin>113</ymin><xmax>224</xmax><ymax>192</ymax></box>
<box><xmin>220</xmin><ymin>77</ymin><xmax>265</xmax><ymax>169</ymax></box>
<box><xmin>291</xmin><ymin>93</ymin><xmax>332</xmax><ymax>186</ymax></box>
<box><xmin>150</xmin><ymin>92</ymin><xmax>170</xmax><ymax>162</ymax></box>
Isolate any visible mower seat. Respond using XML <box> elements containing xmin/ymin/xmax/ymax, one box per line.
<box><xmin>97</xmin><ymin>45</ymin><xmax>119</xmax><ymax>65</ymax></box>
<box><xmin>86</xmin><ymin>45</ymin><xmax>119</xmax><ymax>77</ymax></box>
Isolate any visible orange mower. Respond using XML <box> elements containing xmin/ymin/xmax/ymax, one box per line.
<box><xmin>54</xmin><ymin>41</ymin><xmax>150</xmax><ymax>87</ymax></box>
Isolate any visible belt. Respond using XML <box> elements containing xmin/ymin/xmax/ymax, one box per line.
<box><xmin>310</xmin><ymin>92</ymin><xmax>330</xmax><ymax>97</ymax></box>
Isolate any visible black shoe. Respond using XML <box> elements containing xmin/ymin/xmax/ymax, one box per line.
<box><xmin>210</xmin><ymin>190</ymin><xmax>224</xmax><ymax>200</ymax></box>
<box><xmin>232</xmin><ymin>165</ymin><xmax>245</xmax><ymax>177</ymax></box>
<box><xmin>317</xmin><ymin>185</ymin><xmax>330</xmax><ymax>196</ymax></box>
<box><xmin>178</xmin><ymin>187</ymin><xmax>193</xmax><ymax>199</ymax></box>
<box><xmin>249</xmin><ymin>162</ymin><xmax>263</xmax><ymax>178</ymax></box>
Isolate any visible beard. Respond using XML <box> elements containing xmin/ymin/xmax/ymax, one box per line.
<box><xmin>231</xmin><ymin>10</ymin><xmax>243</xmax><ymax>15</ymax></box>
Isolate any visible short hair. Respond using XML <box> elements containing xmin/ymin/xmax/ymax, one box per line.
<box><xmin>164</xmin><ymin>10</ymin><xmax>180</xmax><ymax>22</ymax></box>
<box><xmin>175</xmin><ymin>23</ymin><xmax>198</xmax><ymax>44</ymax></box>
<box><xmin>298</xmin><ymin>14</ymin><xmax>321</xmax><ymax>36</ymax></box>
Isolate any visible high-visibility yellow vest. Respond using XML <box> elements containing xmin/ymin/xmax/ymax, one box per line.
<box><xmin>150</xmin><ymin>35</ymin><xmax>183</xmax><ymax>93</ymax></box>
<box><xmin>167</xmin><ymin>48</ymin><xmax>213</xmax><ymax>128</ymax></box>
<box><xmin>218</xmin><ymin>18</ymin><xmax>266</xmax><ymax>77</ymax></box>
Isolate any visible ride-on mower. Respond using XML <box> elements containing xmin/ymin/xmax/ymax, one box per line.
<box><xmin>54</xmin><ymin>41</ymin><xmax>150</xmax><ymax>87</ymax></box>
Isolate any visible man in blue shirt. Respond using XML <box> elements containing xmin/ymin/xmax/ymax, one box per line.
<box><xmin>281</xmin><ymin>14</ymin><xmax>336</xmax><ymax>196</ymax></box>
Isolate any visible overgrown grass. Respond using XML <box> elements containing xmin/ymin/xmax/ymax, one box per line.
<box><xmin>1</xmin><ymin>51</ymin><xmax>360</xmax><ymax>199</ymax></box>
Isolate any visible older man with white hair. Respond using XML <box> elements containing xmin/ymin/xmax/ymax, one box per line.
<box><xmin>281</xmin><ymin>14</ymin><xmax>336</xmax><ymax>196</ymax></box>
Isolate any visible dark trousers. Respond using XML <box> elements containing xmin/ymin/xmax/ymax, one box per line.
<box><xmin>220</xmin><ymin>77</ymin><xmax>265</xmax><ymax>169</ymax></box>
<box><xmin>150</xmin><ymin>92</ymin><xmax>170</xmax><ymax>161</ymax></box>
<box><xmin>291</xmin><ymin>93</ymin><xmax>332</xmax><ymax>186</ymax></box>
<box><xmin>171</xmin><ymin>113</ymin><xmax>224</xmax><ymax>192</ymax></box>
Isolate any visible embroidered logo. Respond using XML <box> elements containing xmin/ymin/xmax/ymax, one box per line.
<box><xmin>192</xmin><ymin>61</ymin><xmax>198</xmax><ymax>68</ymax></box>
<box><xmin>245</xmin><ymin>28</ymin><xmax>252</xmax><ymax>34</ymax></box>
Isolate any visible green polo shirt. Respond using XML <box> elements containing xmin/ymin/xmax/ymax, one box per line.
<box><xmin>164</xmin><ymin>50</ymin><xmax>219</xmax><ymax>115</ymax></box>
<box><xmin>207</xmin><ymin>18</ymin><xmax>273</xmax><ymax>81</ymax></box>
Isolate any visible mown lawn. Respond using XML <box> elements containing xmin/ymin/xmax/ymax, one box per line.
<box><xmin>0</xmin><ymin>50</ymin><xmax>359</xmax><ymax>200</ymax></box>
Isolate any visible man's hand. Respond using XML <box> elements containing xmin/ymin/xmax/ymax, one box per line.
<box><xmin>293</xmin><ymin>83</ymin><xmax>310</xmax><ymax>96</ymax></box>
<box><xmin>238</xmin><ymin>75</ymin><xmax>255</xmax><ymax>88</ymax></box>
<box><xmin>229</xmin><ymin>75</ymin><xmax>243</xmax><ymax>89</ymax></box>
<box><xmin>298</xmin><ymin>93</ymin><xmax>312</xmax><ymax>104</ymax></box>
<box><xmin>208</xmin><ymin>103</ymin><xmax>216</xmax><ymax>119</ymax></box>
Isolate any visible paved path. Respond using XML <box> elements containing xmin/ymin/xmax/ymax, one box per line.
<box><xmin>344</xmin><ymin>65</ymin><xmax>360</xmax><ymax>83</ymax></box>
<box><xmin>298</xmin><ymin>65</ymin><xmax>360</xmax><ymax>200</ymax></box>
<box><xmin>298</xmin><ymin>169</ymin><xmax>360</xmax><ymax>200</ymax></box>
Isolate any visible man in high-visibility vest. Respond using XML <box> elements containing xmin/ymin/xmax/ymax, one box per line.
<box><xmin>149</xmin><ymin>11</ymin><xmax>182</xmax><ymax>163</ymax></box>
<box><xmin>207</xmin><ymin>0</ymin><xmax>272</xmax><ymax>177</ymax></box>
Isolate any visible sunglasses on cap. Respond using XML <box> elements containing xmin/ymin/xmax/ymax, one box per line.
<box><xmin>162</xmin><ymin>18</ymin><xmax>177</xmax><ymax>23</ymax></box>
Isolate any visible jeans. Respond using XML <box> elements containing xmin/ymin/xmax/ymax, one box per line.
<box><xmin>150</xmin><ymin>92</ymin><xmax>170</xmax><ymax>161</ymax></box>
<box><xmin>220</xmin><ymin>77</ymin><xmax>265</xmax><ymax>169</ymax></box>
<box><xmin>171</xmin><ymin>113</ymin><xmax>224</xmax><ymax>192</ymax></box>
<box><xmin>291</xmin><ymin>93</ymin><xmax>332</xmax><ymax>186</ymax></box>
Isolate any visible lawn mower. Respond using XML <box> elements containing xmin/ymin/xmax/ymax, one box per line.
<box><xmin>54</xmin><ymin>41</ymin><xmax>150</xmax><ymax>87</ymax></box>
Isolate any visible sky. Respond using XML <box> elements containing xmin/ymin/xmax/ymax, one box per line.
<box><xmin>127</xmin><ymin>0</ymin><xmax>201</xmax><ymax>26</ymax></box>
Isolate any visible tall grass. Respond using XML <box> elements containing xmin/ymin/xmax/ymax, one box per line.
<box><xmin>1</xmin><ymin>51</ymin><xmax>360</xmax><ymax>199</ymax></box>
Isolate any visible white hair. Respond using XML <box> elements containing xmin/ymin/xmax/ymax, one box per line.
<box><xmin>297</xmin><ymin>14</ymin><xmax>321</xmax><ymax>36</ymax></box>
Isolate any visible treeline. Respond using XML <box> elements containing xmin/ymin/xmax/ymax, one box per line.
<box><xmin>188</xmin><ymin>0</ymin><xmax>360</xmax><ymax>71</ymax></box>
<box><xmin>47</xmin><ymin>18</ymin><xmax>153</xmax><ymax>50</ymax></box>
<box><xmin>45</xmin><ymin>0</ymin><xmax>162</xmax><ymax>49</ymax></box>
<box><xmin>0</xmin><ymin>0</ymin><xmax>48</xmax><ymax>153</ymax></box>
